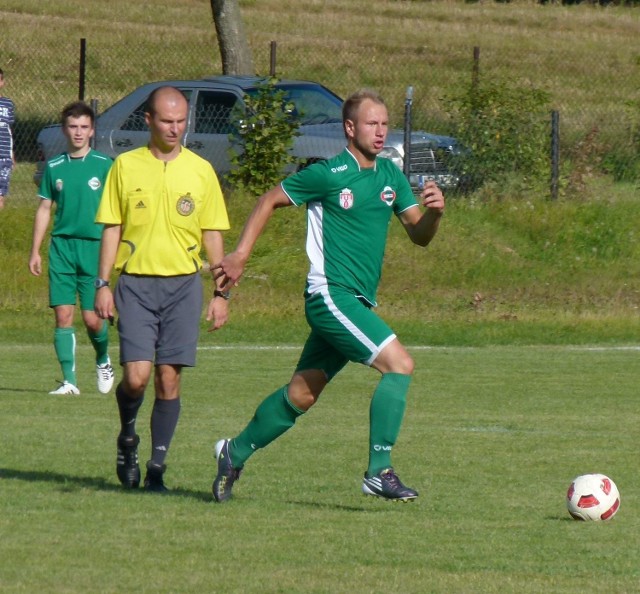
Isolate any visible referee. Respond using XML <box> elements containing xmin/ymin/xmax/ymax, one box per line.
<box><xmin>94</xmin><ymin>86</ymin><xmax>230</xmax><ymax>492</ymax></box>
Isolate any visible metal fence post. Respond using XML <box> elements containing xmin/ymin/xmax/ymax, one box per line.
<box><xmin>79</xmin><ymin>38</ymin><xmax>86</xmax><ymax>101</ymax></box>
<box><xmin>403</xmin><ymin>85</ymin><xmax>413</xmax><ymax>179</ymax></box>
<box><xmin>270</xmin><ymin>41</ymin><xmax>277</xmax><ymax>77</ymax></box>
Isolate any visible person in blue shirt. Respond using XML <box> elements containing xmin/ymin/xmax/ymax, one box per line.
<box><xmin>0</xmin><ymin>68</ymin><xmax>16</xmax><ymax>210</ymax></box>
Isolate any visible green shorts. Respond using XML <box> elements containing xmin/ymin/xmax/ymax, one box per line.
<box><xmin>295</xmin><ymin>286</ymin><xmax>396</xmax><ymax>379</ymax></box>
<box><xmin>48</xmin><ymin>236</ymin><xmax>101</xmax><ymax>310</ymax></box>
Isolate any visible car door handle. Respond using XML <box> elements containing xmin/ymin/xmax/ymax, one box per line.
<box><xmin>115</xmin><ymin>139</ymin><xmax>133</xmax><ymax>147</ymax></box>
<box><xmin>187</xmin><ymin>141</ymin><xmax>204</xmax><ymax>150</ymax></box>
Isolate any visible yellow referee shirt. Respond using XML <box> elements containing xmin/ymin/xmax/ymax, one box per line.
<box><xmin>96</xmin><ymin>147</ymin><xmax>229</xmax><ymax>276</ymax></box>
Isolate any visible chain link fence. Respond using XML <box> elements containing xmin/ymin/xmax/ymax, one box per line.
<box><xmin>3</xmin><ymin>10</ymin><xmax>639</xmax><ymax>190</ymax></box>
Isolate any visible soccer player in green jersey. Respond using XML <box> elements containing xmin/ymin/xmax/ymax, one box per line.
<box><xmin>212</xmin><ymin>88</ymin><xmax>445</xmax><ymax>502</ymax></box>
<box><xmin>29</xmin><ymin>101</ymin><xmax>114</xmax><ymax>396</ymax></box>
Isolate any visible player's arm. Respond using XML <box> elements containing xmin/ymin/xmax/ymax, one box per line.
<box><xmin>28</xmin><ymin>199</ymin><xmax>53</xmax><ymax>276</ymax></box>
<box><xmin>398</xmin><ymin>181</ymin><xmax>445</xmax><ymax>247</ymax></box>
<box><xmin>212</xmin><ymin>184</ymin><xmax>292</xmax><ymax>289</ymax></box>
<box><xmin>203</xmin><ymin>229</ymin><xmax>229</xmax><ymax>332</ymax></box>
<box><xmin>94</xmin><ymin>223</ymin><xmax>121</xmax><ymax>320</ymax></box>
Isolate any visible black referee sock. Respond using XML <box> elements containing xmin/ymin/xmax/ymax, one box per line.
<box><xmin>150</xmin><ymin>397</ymin><xmax>181</xmax><ymax>467</ymax></box>
<box><xmin>116</xmin><ymin>383</ymin><xmax>144</xmax><ymax>438</ymax></box>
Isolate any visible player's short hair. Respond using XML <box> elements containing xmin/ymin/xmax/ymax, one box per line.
<box><xmin>61</xmin><ymin>101</ymin><xmax>95</xmax><ymax>126</ymax></box>
<box><xmin>0</xmin><ymin>68</ymin><xmax>4</xmax><ymax>79</ymax></box>
<box><xmin>145</xmin><ymin>86</ymin><xmax>188</xmax><ymax>117</ymax></box>
<box><xmin>342</xmin><ymin>89</ymin><xmax>386</xmax><ymax>126</ymax></box>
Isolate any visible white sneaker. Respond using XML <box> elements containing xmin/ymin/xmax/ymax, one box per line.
<box><xmin>49</xmin><ymin>381</ymin><xmax>80</xmax><ymax>395</ymax></box>
<box><xmin>96</xmin><ymin>357</ymin><xmax>115</xmax><ymax>394</ymax></box>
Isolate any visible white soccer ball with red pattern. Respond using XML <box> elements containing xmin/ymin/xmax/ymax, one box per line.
<box><xmin>566</xmin><ymin>474</ymin><xmax>620</xmax><ymax>521</ymax></box>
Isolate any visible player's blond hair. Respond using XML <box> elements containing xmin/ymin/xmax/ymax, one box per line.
<box><xmin>341</xmin><ymin>89</ymin><xmax>386</xmax><ymax>137</ymax></box>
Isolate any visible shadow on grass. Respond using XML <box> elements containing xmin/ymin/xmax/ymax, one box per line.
<box><xmin>0</xmin><ymin>467</ymin><xmax>212</xmax><ymax>502</ymax></box>
<box><xmin>0</xmin><ymin>387</ymin><xmax>43</xmax><ymax>394</ymax></box>
<box><xmin>286</xmin><ymin>499</ymin><xmax>405</xmax><ymax>512</ymax></box>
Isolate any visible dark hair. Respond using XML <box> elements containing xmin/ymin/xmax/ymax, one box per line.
<box><xmin>144</xmin><ymin>86</ymin><xmax>188</xmax><ymax>117</ymax></box>
<box><xmin>0</xmin><ymin>69</ymin><xmax>4</xmax><ymax>78</ymax></box>
<box><xmin>341</xmin><ymin>89</ymin><xmax>386</xmax><ymax>125</ymax></box>
<box><xmin>61</xmin><ymin>101</ymin><xmax>95</xmax><ymax>126</ymax></box>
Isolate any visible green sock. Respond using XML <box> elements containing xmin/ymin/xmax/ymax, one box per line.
<box><xmin>88</xmin><ymin>319</ymin><xmax>109</xmax><ymax>365</ymax></box>
<box><xmin>231</xmin><ymin>385</ymin><xmax>304</xmax><ymax>467</ymax></box>
<box><xmin>367</xmin><ymin>373</ymin><xmax>411</xmax><ymax>476</ymax></box>
<box><xmin>54</xmin><ymin>327</ymin><xmax>77</xmax><ymax>386</ymax></box>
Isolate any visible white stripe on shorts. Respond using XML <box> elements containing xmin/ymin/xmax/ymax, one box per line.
<box><xmin>319</xmin><ymin>286</ymin><xmax>395</xmax><ymax>366</ymax></box>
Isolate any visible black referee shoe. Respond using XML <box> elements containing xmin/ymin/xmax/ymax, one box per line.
<box><xmin>116</xmin><ymin>434</ymin><xmax>140</xmax><ymax>489</ymax></box>
<box><xmin>362</xmin><ymin>468</ymin><xmax>418</xmax><ymax>502</ymax></box>
<box><xmin>143</xmin><ymin>461</ymin><xmax>168</xmax><ymax>493</ymax></box>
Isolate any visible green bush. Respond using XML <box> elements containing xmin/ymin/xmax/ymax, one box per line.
<box><xmin>445</xmin><ymin>80</ymin><xmax>552</xmax><ymax>189</ymax></box>
<box><xmin>226</xmin><ymin>78</ymin><xmax>301</xmax><ymax>196</ymax></box>
<box><xmin>601</xmin><ymin>97</ymin><xmax>640</xmax><ymax>183</ymax></box>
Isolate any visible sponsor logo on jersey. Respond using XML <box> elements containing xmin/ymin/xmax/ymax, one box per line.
<box><xmin>88</xmin><ymin>176</ymin><xmax>101</xmax><ymax>191</ymax></box>
<box><xmin>176</xmin><ymin>194</ymin><xmax>195</xmax><ymax>216</ymax></box>
<box><xmin>331</xmin><ymin>164</ymin><xmax>348</xmax><ymax>173</ymax></box>
<box><xmin>339</xmin><ymin>188</ymin><xmax>354</xmax><ymax>209</ymax></box>
<box><xmin>55</xmin><ymin>179</ymin><xmax>63</xmax><ymax>192</ymax></box>
<box><xmin>380</xmin><ymin>185</ymin><xmax>396</xmax><ymax>206</ymax></box>
<box><xmin>135</xmin><ymin>200</ymin><xmax>146</xmax><ymax>209</ymax></box>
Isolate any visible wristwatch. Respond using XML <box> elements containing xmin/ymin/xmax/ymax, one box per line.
<box><xmin>213</xmin><ymin>289</ymin><xmax>231</xmax><ymax>300</ymax></box>
<box><xmin>94</xmin><ymin>278</ymin><xmax>110</xmax><ymax>289</ymax></box>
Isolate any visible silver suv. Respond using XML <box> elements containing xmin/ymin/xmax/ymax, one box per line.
<box><xmin>34</xmin><ymin>76</ymin><xmax>463</xmax><ymax>190</ymax></box>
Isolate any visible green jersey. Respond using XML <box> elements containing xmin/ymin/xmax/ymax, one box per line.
<box><xmin>38</xmin><ymin>149</ymin><xmax>113</xmax><ymax>240</ymax></box>
<box><xmin>282</xmin><ymin>148</ymin><xmax>417</xmax><ymax>306</ymax></box>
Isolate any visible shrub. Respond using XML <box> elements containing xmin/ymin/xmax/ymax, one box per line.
<box><xmin>226</xmin><ymin>78</ymin><xmax>301</xmax><ymax>196</ymax></box>
<box><xmin>445</xmin><ymin>80</ymin><xmax>552</xmax><ymax>189</ymax></box>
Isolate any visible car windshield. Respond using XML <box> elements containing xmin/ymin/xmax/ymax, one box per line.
<box><xmin>247</xmin><ymin>83</ymin><xmax>343</xmax><ymax>126</ymax></box>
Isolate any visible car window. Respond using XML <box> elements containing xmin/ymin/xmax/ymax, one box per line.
<box><xmin>194</xmin><ymin>91</ymin><xmax>239</xmax><ymax>135</ymax></box>
<box><xmin>121</xmin><ymin>101</ymin><xmax>148</xmax><ymax>132</ymax></box>
<box><xmin>274</xmin><ymin>84</ymin><xmax>343</xmax><ymax>125</ymax></box>
<box><xmin>119</xmin><ymin>89</ymin><xmax>193</xmax><ymax>132</ymax></box>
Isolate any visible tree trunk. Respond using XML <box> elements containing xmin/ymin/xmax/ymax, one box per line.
<box><xmin>209</xmin><ymin>0</ymin><xmax>255</xmax><ymax>75</ymax></box>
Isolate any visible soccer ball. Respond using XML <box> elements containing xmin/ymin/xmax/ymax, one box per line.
<box><xmin>566</xmin><ymin>473</ymin><xmax>620</xmax><ymax>521</ymax></box>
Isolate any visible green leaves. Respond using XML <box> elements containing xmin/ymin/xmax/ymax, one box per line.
<box><xmin>446</xmin><ymin>80</ymin><xmax>551</xmax><ymax>188</ymax></box>
<box><xmin>227</xmin><ymin>78</ymin><xmax>301</xmax><ymax>195</ymax></box>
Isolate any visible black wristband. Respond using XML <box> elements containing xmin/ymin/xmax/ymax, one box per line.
<box><xmin>213</xmin><ymin>289</ymin><xmax>231</xmax><ymax>300</ymax></box>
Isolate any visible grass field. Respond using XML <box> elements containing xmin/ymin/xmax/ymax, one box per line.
<box><xmin>1</xmin><ymin>341</ymin><xmax>638</xmax><ymax>593</ymax></box>
<box><xmin>2</xmin><ymin>2</ymin><xmax>640</xmax><ymax>591</ymax></box>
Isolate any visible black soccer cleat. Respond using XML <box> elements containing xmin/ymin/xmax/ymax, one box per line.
<box><xmin>362</xmin><ymin>467</ymin><xmax>418</xmax><ymax>502</ymax></box>
<box><xmin>143</xmin><ymin>461</ymin><xmax>168</xmax><ymax>493</ymax></box>
<box><xmin>212</xmin><ymin>439</ymin><xmax>242</xmax><ymax>503</ymax></box>
<box><xmin>116</xmin><ymin>434</ymin><xmax>141</xmax><ymax>489</ymax></box>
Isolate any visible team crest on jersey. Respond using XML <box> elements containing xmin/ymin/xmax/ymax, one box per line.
<box><xmin>88</xmin><ymin>177</ymin><xmax>101</xmax><ymax>191</ymax></box>
<box><xmin>339</xmin><ymin>188</ymin><xmax>354</xmax><ymax>209</ymax></box>
<box><xmin>380</xmin><ymin>186</ymin><xmax>396</xmax><ymax>206</ymax></box>
<box><xmin>176</xmin><ymin>194</ymin><xmax>195</xmax><ymax>216</ymax></box>
<box><xmin>55</xmin><ymin>179</ymin><xmax>63</xmax><ymax>192</ymax></box>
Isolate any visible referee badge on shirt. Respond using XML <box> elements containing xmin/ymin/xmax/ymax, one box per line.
<box><xmin>176</xmin><ymin>194</ymin><xmax>195</xmax><ymax>216</ymax></box>
<box><xmin>339</xmin><ymin>188</ymin><xmax>354</xmax><ymax>210</ymax></box>
<box><xmin>55</xmin><ymin>179</ymin><xmax>63</xmax><ymax>192</ymax></box>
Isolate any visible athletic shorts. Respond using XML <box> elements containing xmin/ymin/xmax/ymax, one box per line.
<box><xmin>114</xmin><ymin>273</ymin><xmax>203</xmax><ymax>367</ymax></box>
<box><xmin>0</xmin><ymin>159</ymin><xmax>12</xmax><ymax>195</ymax></box>
<box><xmin>48</xmin><ymin>236</ymin><xmax>101</xmax><ymax>310</ymax></box>
<box><xmin>295</xmin><ymin>286</ymin><xmax>396</xmax><ymax>379</ymax></box>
